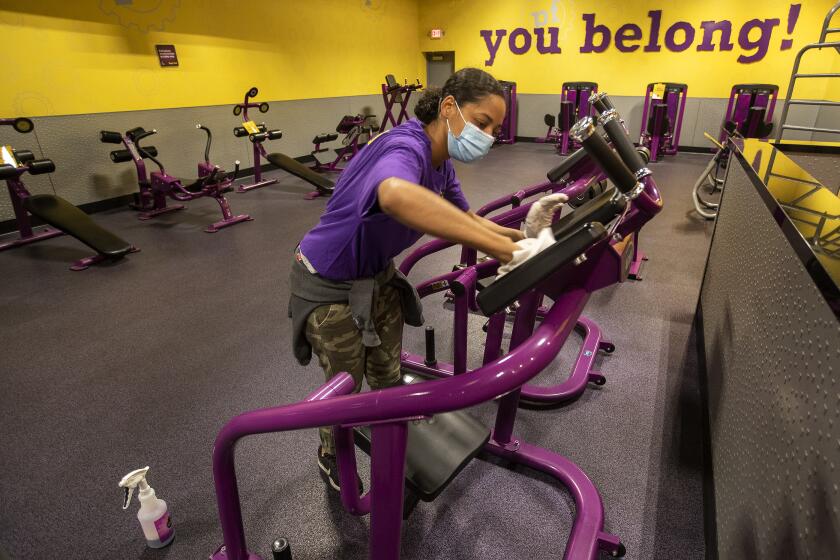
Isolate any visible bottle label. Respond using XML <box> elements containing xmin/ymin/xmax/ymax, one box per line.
<box><xmin>154</xmin><ymin>512</ymin><xmax>173</xmax><ymax>542</ymax></box>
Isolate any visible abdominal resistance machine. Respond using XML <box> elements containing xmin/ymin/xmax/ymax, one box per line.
<box><xmin>209</xmin><ymin>93</ymin><xmax>663</xmax><ymax>560</ymax></box>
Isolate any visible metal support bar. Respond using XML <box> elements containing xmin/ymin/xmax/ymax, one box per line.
<box><xmin>781</xmin><ymin>125</ymin><xmax>840</xmax><ymax>134</ymax></box>
<box><xmin>785</xmin><ymin>100</ymin><xmax>840</xmax><ymax>107</ymax></box>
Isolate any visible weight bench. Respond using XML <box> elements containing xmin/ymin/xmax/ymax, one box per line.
<box><xmin>23</xmin><ymin>195</ymin><xmax>136</xmax><ymax>270</ymax></box>
<box><xmin>265</xmin><ymin>152</ymin><xmax>335</xmax><ymax>196</ymax></box>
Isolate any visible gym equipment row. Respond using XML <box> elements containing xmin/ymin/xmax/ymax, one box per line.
<box><xmin>100</xmin><ymin>125</ymin><xmax>252</xmax><ymax>233</ymax></box>
<box><xmin>693</xmin><ymin>84</ymin><xmax>779</xmax><ymax>219</ymax></box>
<box><xmin>0</xmin><ymin>117</ymin><xmax>137</xmax><ymax>270</ymax></box>
<box><xmin>379</xmin><ymin>74</ymin><xmax>422</xmax><ymax>132</ymax></box>
<box><xmin>638</xmin><ymin>82</ymin><xmax>688</xmax><ymax>162</ymax></box>
<box><xmin>209</xmin><ymin>92</ymin><xmax>663</xmax><ymax>560</ymax></box>
<box><xmin>538</xmin><ymin>81</ymin><xmax>598</xmax><ymax>155</ymax></box>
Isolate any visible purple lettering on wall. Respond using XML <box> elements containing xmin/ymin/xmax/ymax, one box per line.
<box><xmin>480</xmin><ymin>29</ymin><xmax>507</xmax><ymax>66</ymax></box>
<box><xmin>645</xmin><ymin>10</ymin><xmax>663</xmax><ymax>52</ymax></box>
<box><xmin>534</xmin><ymin>27</ymin><xmax>562</xmax><ymax>54</ymax></box>
<box><xmin>738</xmin><ymin>18</ymin><xmax>780</xmax><ymax>63</ymax></box>
<box><xmin>781</xmin><ymin>4</ymin><xmax>801</xmax><ymax>50</ymax></box>
<box><xmin>697</xmin><ymin>21</ymin><xmax>734</xmax><ymax>52</ymax></box>
<box><xmin>665</xmin><ymin>21</ymin><xmax>696</xmax><ymax>52</ymax></box>
<box><xmin>615</xmin><ymin>23</ymin><xmax>643</xmax><ymax>52</ymax></box>
<box><xmin>478</xmin><ymin>4</ymin><xmax>801</xmax><ymax>66</ymax></box>
<box><xmin>509</xmin><ymin>27</ymin><xmax>532</xmax><ymax>55</ymax></box>
<box><xmin>580</xmin><ymin>13</ymin><xmax>611</xmax><ymax>53</ymax></box>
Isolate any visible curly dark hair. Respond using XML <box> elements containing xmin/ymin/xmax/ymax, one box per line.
<box><xmin>414</xmin><ymin>68</ymin><xmax>504</xmax><ymax>124</ymax></box>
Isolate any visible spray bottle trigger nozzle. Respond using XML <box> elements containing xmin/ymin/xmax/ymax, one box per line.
<box><xmin>123</xmin><ymin>486</ymin><xmax>134</xmax><ymax>510</ymax></box>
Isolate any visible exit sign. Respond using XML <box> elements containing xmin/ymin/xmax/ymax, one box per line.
<box><xmin>429</xmin><ymin>28</ymin><xmax>444</xmax><ymax>39</ymax></box>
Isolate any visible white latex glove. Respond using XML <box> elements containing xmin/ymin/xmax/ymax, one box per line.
<box><xmin>496</xmin><ymin>227</ymin><xmax>555</xmax><ymax>278</ymax></box>
<box><xmin>524</xmin><ymin>193</ymin><xmax>568</xmax><ymax>238</ymax></box>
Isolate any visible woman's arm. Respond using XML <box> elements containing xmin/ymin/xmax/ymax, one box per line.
<box><xmin>467</xmin><ymin>212</ymin><xmax>525</xmax><ymax>242</ymax></box>
<box><xmin>378</xmin><ymin>178</ymin><xmax>518</xmax><ymax>263</ymax></box>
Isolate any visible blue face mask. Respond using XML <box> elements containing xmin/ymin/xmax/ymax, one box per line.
<box><xmin>446</xmin><ymin>101</ymin><xmax>495</xmax><ymax>163</ymax></box>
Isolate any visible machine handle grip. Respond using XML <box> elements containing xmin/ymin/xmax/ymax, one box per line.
<box><xmin>571</xmin><ymin>118</ymin><xmax>637</xmax><ymax>194</ymax></box>
<box><xmin>0</xmin><ymin>164</ymin><xmax>19</xmax><ymax>179</ymax></box>
<box><xmin>13</xmin><ymin>150</ymin><xmax>35</xmax><ymax>164</ymax></box>
<box><xmin>100</xmin><ymin>130</ymin><xmax>123</xmax><ymax>144</ymax></box>
<box><xmin>266</xmin><ymin>129</ymin><xmax>283</xmax><ymax>140</ymax></box>
<box><xmin>599</xmin><ymin>111</ymin><xmax>647</xmax><ymax>173</ymax></box>
<box><xmin>28</xmin><ymin>159</ymin><xmax>56</xmax><ymax>175</ymax></box>
<box><xmin>249</xmin><ymin>132</ymin><xmax>267</xmax><ymax>143</ymax></box>
<box><xmin>589</xmin><ymin>92</ymin><xmax>615</xmax><ymax>115</ymax></box>
<box><xmin>233</xmin><ymin>126</ymin><xmax>249</xmax><ymax>137</ymax></box>
<box><xmin>110</xmin><ymin>146</ymin><xmax>158</xmax><ymax>163</ymax></box>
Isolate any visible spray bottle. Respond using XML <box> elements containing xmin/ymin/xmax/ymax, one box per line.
<box><xmin>118</xmin><ymin>466</ymin><xmax>175</xmax><ymax>548</ymax></box>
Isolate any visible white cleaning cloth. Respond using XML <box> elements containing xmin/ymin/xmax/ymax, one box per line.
<box><xmin>524</xmin><ymin>193</ymin><xmax>568</xmax><ymax>238</ymax></box>
<box><xmin>497</xmin><ymin>227</ymin><xmax>555</xmax><ymax>278</ymax></box>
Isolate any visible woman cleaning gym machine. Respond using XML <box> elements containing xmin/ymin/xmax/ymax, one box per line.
<box><xmin>288</xmin><ymin>68</ymin><xmax>566</xmax><ymax>490</ymax></box>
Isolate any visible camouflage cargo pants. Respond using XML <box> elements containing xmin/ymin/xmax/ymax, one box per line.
<box><xmin>305</xmin><ymin>283</ymin><xmax>403</xmax><ymax>455</ymax></box>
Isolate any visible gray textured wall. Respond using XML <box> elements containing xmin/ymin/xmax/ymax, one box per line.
<box><xmin>0</xmin><ymin>94</ymin><xmax>392</xmax><ymax>221</ymax></box>
<box><xmin>698</xmin><ymin>154</ymin><xmax>840</xmax><ymax>557</ymax></box>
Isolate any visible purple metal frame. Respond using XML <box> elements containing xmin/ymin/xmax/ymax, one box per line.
<box><xmin>378</xmin><ymin>78</ymin><xmax>423</xmax><ymax>132</ymax></box>
<box><xmin>719</xmin><ymin>84</ymin><xmax>779</xmax><ymax>142</ymax></box>
<box><xmin>537</xmin><ymin>83</ymin><xmax>598</xmax><ymax>155</ymax></box>
<box><xmin>639</xmin><ymin>83</ymin><xmax>688</xmax><ymax>162</ymax></box>
<box><xmin>310</xmin><ymin>115</ymin><xmax>377</xmax><ymax>174</ymax></box>
<box><xmin>233</xmin><ymin>90</ymin><xmax>279</xmax><ymax>193</ymax></box>
<box><xmin>209</xmin><ymin>173</ymin><xmax>662</xmax><ymax>560</ymax></box>
<box><xmin>116</xmin><ymin>132</ymin><xmax>251</xmax><ymax>233</ymax></box>
<box><xmin>495</xmin><ymin>81</ymin><xmax>517</xmax><ymax>145</ymax></box>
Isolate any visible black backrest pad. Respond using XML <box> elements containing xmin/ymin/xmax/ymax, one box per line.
<box><xmin>477</xmin><ymin>222</ymin><xmax>608</xmax><ymax>316</ymax></box>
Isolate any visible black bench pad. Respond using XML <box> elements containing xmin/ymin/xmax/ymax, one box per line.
<box><xmin>24</xmin><ymin>195</ymin><xmax>133</xmax><ymax>257</ymax></box>
<box><xmin>313</xmin><ymin>133</ymin><xmax>339</xmax><ymax>144</ymax></box>
<box><xmin>265</xmin><ymin>152</ymin><xmax>335</xmax><ymax>195</ymax></box>
<box><xmin>354</xmin><ymin>373</ymin><xmax>490</xmax><ymax>502</ymax></box>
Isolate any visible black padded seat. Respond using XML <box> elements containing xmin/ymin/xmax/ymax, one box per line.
<box><xmin>354</xmin><ymin>373</ymin><xmax>490</xmax><ymax>501</ymax></box>
<box><xmin>24</xmin><ymin>195</ymin><xmax>133</xmax><ymax>258</ymax></box>
<box><xmin>313</xmin><ymin>133</ymin><xmax>339</xmax><ymax>144</ymax></box>
<box><xmin>265</xmin><ymin>152</ymin><xmax>334</xmax><ymax>195</ymax></box>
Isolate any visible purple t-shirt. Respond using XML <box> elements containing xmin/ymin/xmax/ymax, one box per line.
<box><xmin>300</xmin><ymin>119</ymin><xmax>469</xmax><ymax>281</ymax></box>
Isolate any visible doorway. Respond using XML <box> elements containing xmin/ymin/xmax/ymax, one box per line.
<box><xmin>425</xmin><ymin>51</ymin><xmax>455</xmax><ymax>88</ymax></box>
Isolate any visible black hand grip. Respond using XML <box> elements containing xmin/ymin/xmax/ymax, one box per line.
<box><xmin>13</xmin><ymin>150</ymin><xmax>35</xmax><ymax>164</ymax></box>
<box><xmin>0</xmin><ymin>164</ymin><xmax>19</xmax><ymax>179</ymax></box>
<box><xmin>589</xmin><ymin>92</ymin><xmax>615</xmax><ymax>115</ymax></box>
<box><xmin>599</xmin><ymin>111</ymin><xmax>646</xmax><ymax>173</ymax></box>
<box><xmin>267</xmin><ymin>129</ymin><xmax>283</xmax><ymax>140</ymax></box>
<box><xmin>233</xmin><ymin>126</ymin><xmax>248</xmax><ymax>137</ymax></box>
<box><xmin>249</xmin><ymin>132</ymin><xmax>267</xmax><ymax>143</ymax></box>
<box><xmin>28</xmin><ymin>159</ymin><xmax>56</xmax><ymax>175</ymax></box>
<box><xmin>571</xmin><ymin>118</ymin><xmax>637</xmax><ymax>194</ymax></box>
<box><xmin>100</xmin><ymin>131</ymin><xmax>123</xmax><ymax>144</ymax></box>
<box><xmin>546</xmin><ymin>147</ymin><xmax>587</xmax><ymax>183</ymax></box>
<box><xmin>110</xmin><ymin>146</ymin><xmax>158</xmax><ymax>163</ymax></box>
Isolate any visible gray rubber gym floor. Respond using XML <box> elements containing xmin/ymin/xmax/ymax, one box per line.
<box><xmin>0</xmin><ymin>143</ymin><xmax>715</xmax><ymax>560</ymax></box>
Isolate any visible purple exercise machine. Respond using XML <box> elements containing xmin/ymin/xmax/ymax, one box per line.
<box><xmin>232</xmin><ymin>87</ymin><xmax>335</xmax><ymax>199</ymax></box>
<box><xmin>310</xmin><ymin>113</ymin><xmax>378</xmax><ymax>173</ymax></box>
<box><xmin>209</xmin><ymin>103</ymin><xmax>662</xmax><ymax>560</ymax></box>
<box><xmin>494</xmin><ymin>80</ymin><xmax>517</xmax><ymax>144</ymax></box>
<box><xmin>0</xmin><ymin>117</ymin><xmax>137</xmax><ymax>270</ymax></box>
<box><xmin>693</xmin><ymin>84</ymin><xmax>778</xmax><ymax>220</ymax></box>
<box><xmin>719</xmin><ymin>84</ymin><xmax>778</xmax><ymax>143</ymax></box>
<box><xmin>379</xmin><ymin>74</ymin><xmax>423</xmax><ymax>132</ymax></box>
<box><xmin>538</xmin><ymin>81</ymin><xmax>598</xmax><ymax>155</ymax></box>
<box><xmin>400</xmin><ymin>93</ymin><xmax>655</xmax><ymax>407</ymax></box>
<box><xmin>638</xmin><ymin>82</ymin><xmax>687</xmax><ymax>162</ymax></box>
<box><xmin>99</xmin><ymin>125</ymin><xmax>251</xmax><ymax>233</ymax></box>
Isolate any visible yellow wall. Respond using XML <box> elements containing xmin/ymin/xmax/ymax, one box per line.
<box><xmin>0</xmin><ymin>0</ymin><xmax>421</xmax><ymax>116</ymax></box>
<box><xmin>418</xmin><ymin>0</ymin><xmax>839</xmax><ymax>99</ymax></box>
